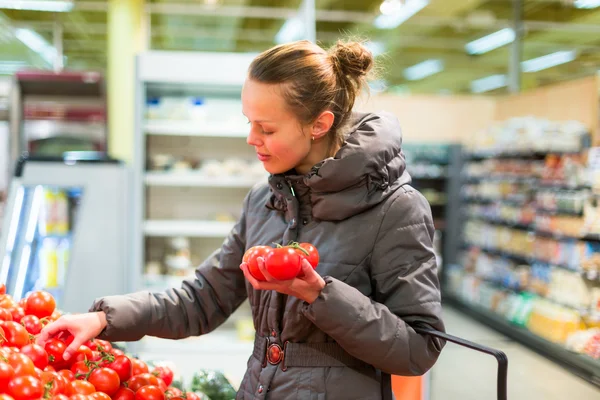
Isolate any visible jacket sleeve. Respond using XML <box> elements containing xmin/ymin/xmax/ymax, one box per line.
<box><xmin>89</xmin><ymin>191</ymin><xmax>251</xmax><ymax>342</ymax></box>
<box><xmin>301</xmin><ymin>187</ymin><xmax>445</xmax><ymax>376</ymax></box>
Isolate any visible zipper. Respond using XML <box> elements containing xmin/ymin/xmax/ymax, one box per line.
<box><xmin>285</xmin><ymin>178</ymin><xmax>296</xmax><ymax>197</ymax></box>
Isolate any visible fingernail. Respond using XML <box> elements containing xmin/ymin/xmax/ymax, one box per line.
<box><xmin>63</xmin><ymin>353</ymin><xmax>70</xmax><ymax>361</ymax></box>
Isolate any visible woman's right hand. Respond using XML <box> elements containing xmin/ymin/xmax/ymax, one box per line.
<box><xmin>36</xmin><ymin>311</ymin><xmax>108</xmax><ymax>361</ymax></box>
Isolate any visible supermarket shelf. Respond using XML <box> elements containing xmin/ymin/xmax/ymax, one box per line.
<box><xmin>144</xmin><ymin>220</ymin><xmax>235</xmax><ymax>237</ymax></box>
<box><xmin>462</xmin><ymin>243</ymin><xmax>599</xmax><ymax>281</ymax></box>
<box><xmin>465</xmin><ymin>150</ymin><xmax>583</xmax><ymax>161</ymax></box>
<box><xmin>444</xmin><ymin>294</ymin><xmax>600</xmax><ymax>388</ymax></box>
<box><xmin>466</xmin><ymin>214</ymin><xmax>533</xmax><ymax>231</ymax></box>
<box><xmin>145</xmin><ymin>172</ymin><xmax>261</xmax><ymax>188</ymax></box>
<box><xmin>145</xmin><ymin>120</ymin><xmax>248</xmax><ymax>138</ymax></box>
<box><xmin>536</xmin><ymin>207</ymin><xmax>584</xmax><ymax>217</ymax></box>
<box><xmin>475</xmin><ymin>276</ymin><xmax>592</xmax><ymax>314</ymax></box>
<box><xmin>410</xmin><ymin>174</ymin><xmax>447</xmax><ymax>181</ymax></box>
<box><xmin>461</xmin><ymin>196</ymin><xmax>529</xmax><ymax>206</ymax></box>
<box><xmin>466</xmin><ymin>214</ymin><xmax>600</xmax><ymax>243</ymax></box>
<box><xmin>463</xmin><ymin>175</ymin><xmax>539</xmax><ymax>183</ymax></box>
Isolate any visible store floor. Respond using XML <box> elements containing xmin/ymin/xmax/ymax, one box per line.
<box><xmin>134</xmin><ymin>306</ymin><xmax>600</xmax><ymax>399</ymax></box>
<box><xmin>430</xmin><ymin>306</ymin><xmax>600</xmax><ymax>400</ymax></box>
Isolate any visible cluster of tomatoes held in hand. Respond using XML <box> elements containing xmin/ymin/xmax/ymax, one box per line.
<box><xmin>0</xmin><ymin>285</ymin><xmax>198</xmax><ymax>400</ymax></box>
<box><xmin>243</xmin><ymin>241</ymin><xmax>319</xmax><ymax>281</ymax></box>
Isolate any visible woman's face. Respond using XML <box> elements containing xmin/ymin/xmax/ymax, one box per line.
<box><xmin>241</xmin><ymin>79</ymin><xmax>312</xmax><ymax>175</ymax></box>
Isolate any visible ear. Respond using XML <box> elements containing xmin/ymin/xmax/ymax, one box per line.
<box><xmin>310</xmin><ymin>111</ymin><xmax>335</xmax><ymax>140</ymax></box>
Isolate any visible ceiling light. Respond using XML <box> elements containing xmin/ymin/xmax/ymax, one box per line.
<box><xmin>574</xmin><ymin>0</ymin><xmax>600</xmax><ymax>9</ymax></box>
<box><xmin>15</xmin><ymin>28</ymin><xmax>56</xmax><ymax>65</ymax></box>
<box><xmin>465</xmin><ymin>28</ymin><xmax>515</xmax><ymax>55</ymax></box>
<box><xmin>521</xmin><ymin>50</ymin><xmax>576</xmax><ymax>72</ymax></box>
<box><xmin>380</xmin><ymin>0</ymin><xmax>402</xmax><ymax>16</ymax></box>
<box><xmin>470</xmin><ymin>74</ymin><xmax>507</xmax><ymax>93</ymax></box>
<box><xmin>0</xmin><ymin>0</ymin><xmax>74</xmax><ymax>12</ymax></box>
<box><xmin>374</xmin><ymin>0</ymin><xmax>429</xmax><ymax>30</ymax></box>
<box><xmin>403</xmin><ymin>59</ymin><xmax>444</xmax><ymax>81</ymax></box>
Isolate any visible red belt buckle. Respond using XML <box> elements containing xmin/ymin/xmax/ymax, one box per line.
<box><xmin>267</xmin><ymin>343</ymin><xmax>283</xmax><ymax>365</ymax></box>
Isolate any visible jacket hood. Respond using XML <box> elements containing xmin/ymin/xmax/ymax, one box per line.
<box><xmin>268</xmin><ymin>111</ymin><xmax>411</xmax><ymax>221</ymax></box>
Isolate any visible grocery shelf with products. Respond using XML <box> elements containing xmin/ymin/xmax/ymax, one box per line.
<box><xmin>132</xmin><ymin>52</ymin><xmax>262</xmax><ymax>347</ymax></box>
<box><xmin>403</xmin><ymin>143</ymin><xmax>463</xmax><ymax>275</ymax></box>
<box><xmin>0</xmin><ymin>153</ymin><xmax>131</xmax><ymax>314</ymax></box>
<box><xmin>445</xmin><ymin>116</ymin><xmax>600</xmax><ymax>386</ymax></box>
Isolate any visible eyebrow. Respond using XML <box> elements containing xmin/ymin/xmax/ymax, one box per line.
<box><xmin>242</xmin><ymin>112</ymin><xmax>274</xmax><ymax>123</ymax></box>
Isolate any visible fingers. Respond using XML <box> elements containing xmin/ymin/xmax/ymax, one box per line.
<box><xmin>63</xmin><ymin>336</ymin><xmax>86</xmax><ymax>361</ymax></box>
<box><xmin>240</xmin><ymin>263</ymin><xmax>280</xmax><ymax>291</ymax></box>
<box><xmin>257</xmin><ymin>257</ymin><xmax>276</xmax><ymax>282</ymax></box>
<box><xmin>300</xmin><ymin>259</ymin><xmax>317</xmax><ymax>280</ymax></box>
<box><xmin>36</xmin><ymin>318</ymin><xmax>68</xmax><ymax>346</ymax></box>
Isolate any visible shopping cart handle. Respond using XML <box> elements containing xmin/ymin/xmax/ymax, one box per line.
<box><xmin>413</xmin><ymin>326</ymin><xmax>508</xmax><ymax>400</ymax></box>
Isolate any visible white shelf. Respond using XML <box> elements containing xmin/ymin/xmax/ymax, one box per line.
<box><xmin>145</xmin><ymin>120</ymin><xmax>248</xmax><ymax>138</ymax></box>
<box><xmin>145</xmin><ymin>172</ymin><xmax>261</xmax><ymax>188</ymax></box>
<box><xmin>144</xmin><ymin>219</ymin><xmax>235</xmax><ymax>237</ymax></box>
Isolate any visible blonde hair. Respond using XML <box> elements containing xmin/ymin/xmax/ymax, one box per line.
<box><xmin>248</xmin><ymin>39</ymin><xmax>374</xmax><ymax>146</ymax></box>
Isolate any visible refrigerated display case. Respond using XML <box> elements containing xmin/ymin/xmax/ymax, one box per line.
<box><xmin>0</xmin><ymin>152</ymin><xmax>131</xmax><ymax>313</ymax></box>
<box><xmin>8</xmin><ymin>71</ymin><xmax>107</xmax><ymax>180</ymax></box>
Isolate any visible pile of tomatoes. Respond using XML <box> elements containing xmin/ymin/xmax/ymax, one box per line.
<box><xmin>243</xmin><ymin>242</ymin><xmax>319</xmax><ymax>281</ymax></box>
<box><xmin>0</xmin><ymin>285</ymin><xmax>199</xmax><ymax>400</ymax></box>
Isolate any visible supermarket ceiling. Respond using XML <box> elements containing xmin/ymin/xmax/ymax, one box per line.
<box><xmin>1</xmin><ymin>0</ymin><xmax>600</xmax><ymax>95</ymax></box>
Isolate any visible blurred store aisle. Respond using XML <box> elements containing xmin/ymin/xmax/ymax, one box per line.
<box><xmin>430</xmin><ymin>306</ymin><xmax>600</xmax><ymax>400</ymax></box>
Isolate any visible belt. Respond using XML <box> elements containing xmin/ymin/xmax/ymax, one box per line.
<box><xmin>252</xmin><ymin>336</ymin><xmax>371</xmax><ymax>371</ymax></box>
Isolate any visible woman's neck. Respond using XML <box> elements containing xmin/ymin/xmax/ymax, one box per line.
<box><xmin>294</xmin><ymin>135</ymin><xmax>340</xmax><ymax>175</ymax></box>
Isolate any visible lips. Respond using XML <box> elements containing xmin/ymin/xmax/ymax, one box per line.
<box><xmin>257</xmin><ymin>153</ymin><xmax>271</xmax><ymax>162</ymax></box>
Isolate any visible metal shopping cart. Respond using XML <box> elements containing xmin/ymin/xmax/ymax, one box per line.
<box><xmin>413</xmin><ymin>326</ymin><xmax>509</xmax><ymax>400</ymax></box>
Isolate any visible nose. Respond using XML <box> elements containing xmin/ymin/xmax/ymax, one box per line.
<box><xmin>247</xmin><ymin>126</ymin><xmax>262</xmax><ymax>147</ymax></box>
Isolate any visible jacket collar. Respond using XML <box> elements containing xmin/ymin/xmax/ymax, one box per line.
<box><xmin>267</xmin><ymin>111</ymin><xmax>409</xmax><ymax>221</ymax></box>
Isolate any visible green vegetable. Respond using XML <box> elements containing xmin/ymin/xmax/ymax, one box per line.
<box><xmin>190</xmin><ymin>370</ymin><xmax>236</xmax><ymax>400</ymax></box>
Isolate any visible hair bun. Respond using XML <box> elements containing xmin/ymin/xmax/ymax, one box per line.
<box><xmin>329</xmin><ymin>40</ymin><xmax>374</xmax><ymax>79</ymax></box>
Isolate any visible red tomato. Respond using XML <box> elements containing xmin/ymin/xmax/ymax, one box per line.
<box><xmin>294</xmin><ymin>242</ymin><xmax>319</xmax><ymax>276</ymax></box>
<box><xmin>7</xmin><ymin>353</ymin><xmax>35</xmax><ymax>377</ymax></box>
<box><xmin>0</xmin><ymin>296</ymin><xmax>16</xmax><ymax>309</ymax></box>
<box><xmin>127</xmin><ymin>373</ymin><xmax>158</xmax><ymax>392</ymax></box>
<box><xmin>94</xmin><ymin>340</ymin><xmax>112</xmax><ymax>353</ymax></box>
<box><xmin>0</xmin><ymin>284</ymin><xmax>5</xmax><ymax>295</ymax></box>
<box><xmin>74</xmin><ymin>346</ymin><xmax>93</xmax><ymax>363</ymax></box>
<box><xmin>130</xmin><ymin>359</ymin><xmax>149</xmax><ymax>376</ymax></box>
<box><xmin>43</xmin><ymin>365</ymin><xmax>56</xmax><ymax>372</ymax></box>
<box><xmin>2</xmin><ymin>322</ymin><xmax>29</xmax><ymax>348</ymax></box>
<box><xmin>112</xmin><ymin>387</ymin><xmax>135</xmax><ymax>400</ymax></box>
<box><xmin>87</xmin><ymin>368</ymin><xmax>120</xmax><ymax>396</ymax></box>
<box><xmin>90</xmin><ymin>393</ymin><xmax>111</xmax><ymax>400</ymax></box>
<box><xmin>19</xmin><ymin>344</ymin><xmax>48</xmax><ymax>370</ymax></box>
<box><xmin>242</xmin><ymin>246</ymin><xmax>272</xmax><ymax>281</ymax></box>
<box><xmin>0</xmin><ymin>362</ymin><xmax>15</xmax><ymax>392</ymax></box>
<box><xmin>265</xmin><ymin>247</ymin><xmax>302</xmax><ymax>280</ymax></box>
<box><xmin>24</xmin><ymin>291</ymin><xmax>56</xmax><ymax>319</ymax></box>
<box><xmin>68</xmin><ymin>395</ymin><xmax>91</xmax><ymax>400</ymax></box>
<box><xmin>8</xmin><ymin>308</ymin><xmax>23</xmax><ymax>324</ymax></box>
<box><xmin>111</xmin><ymin>348</ymin><xmax>125</xmax><ymax>357</ymax></box>
<box><xmin>45</xmin><ymin>339</ymin><xmax>67</xmax><ymax>366</ymax></box>
<box><xmin>50</xmin><ymin>395</ymin><xmax>68</xmax><ymax>400</ymax></box>
<box><xmin>183</xmin><ymin>393</ymin><xmax>201</xmax><ymax>400</ymax></box>
<box><xmin>19</xmin><ymin>316</ymin><xmax>42</xmax><ymax>335</ymax></box>
<box><xmin>40</xmin><ymin>371</ymin><xmax>67</xmax><ymax>396</ymax></box>
<box><xmin>134</xmin><ymin>386</ymin><xmax>164</xmax><ymax>400</ymax></box>
<box><xmin>65</xmin><ymin>380</ymin><xmax>95</xmax><ymax>396</ymax></box>
<box><xmin>164</xmin><ymin>387</ymin><xmax>182</xmax><ymax>398</ymax></box>
<box><xmin>151</xmin><ymin>366</ymin><xmax>173</xmax><ymax>387</ymax></box>
<box><xmin>58</xmin><ymin>370</ymin><xmax>75</xmax><ymax>383</ymax></box>
<box><xmin>0</xmin><ymin>395</ymin><xmax>15</xmax><ymax>400</ymax></box>
<box><xmin>0</xmin><ymin>308</ymin><xmax>13</xmax><ymax>321</ymax></box>
<box><xmin>105</xmin><ymin>355</ymin><xmax>132</xmax><ymax>383</ymax></box>
<box><xmin>70</xmin><ymin>361</ymin><xmax>93</xmax><ymax>380</ymax></box>
<box><xmin>49</xmin><ymin>310</ymin><xmax>62</xmax><ymax>322</ymax></box>
<box><xmin>17</xmin><ymin>299</ymin><xmax>26</xmax><ymax>309</ymax></box>
<box><xmin>7</xmin><ymin>375</ymin><xmax>43</xmax><ymax>400</ymax></box>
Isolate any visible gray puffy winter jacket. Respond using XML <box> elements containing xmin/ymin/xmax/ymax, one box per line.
<box><xmin>91</xmin><ymin>111</ymin><xmax>445</xmax><ymax>399</ymax></box>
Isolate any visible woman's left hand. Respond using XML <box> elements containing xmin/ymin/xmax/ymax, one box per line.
<box><xmin>240</xmin><ymin>257</ymin><xmax>326</xmax><ymax>304</ymax></box>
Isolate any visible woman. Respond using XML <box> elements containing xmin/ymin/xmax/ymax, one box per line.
<box><xmin>38</xmin><ymin>39</ymin><xmax>445</xmax><ymax>399</ymax></box>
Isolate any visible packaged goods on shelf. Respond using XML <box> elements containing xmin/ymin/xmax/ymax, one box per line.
<box><xmin>466</xmin><ymin>116</ymin><xmax>589</xmax><ymax>155</ymax></box>
<box><xmin>566</xmin><ymin>329</ymin><xmax>600</xmax><ymax>359</ymax></box>
<box><xmin>145</xmin><ymin>96</ymin><xmax>247</xmax><ymax>128</ymax></box>
<box><xmin>527</xmin><ymin>298</ymin><xmax>583</xmax><ymax>343</ymax></box>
